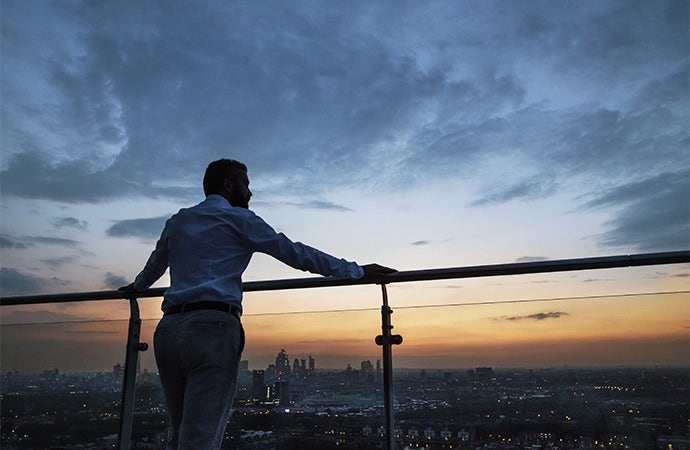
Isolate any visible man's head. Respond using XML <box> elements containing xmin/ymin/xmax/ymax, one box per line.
<box><xmin>203</xmin><ymin>159</ymin><xmax>252</xmax><ymax>208</ymax></box>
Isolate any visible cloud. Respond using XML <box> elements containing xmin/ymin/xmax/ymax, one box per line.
<box><xmin>104</xmin><ymin>272</ymin><xmax>129</xmax><ymax>289</ymax></box>
<box><xmin>515</xmin><ymin>256</ymin><xmax>549</xmax><ymax>263</ymax></box>
<box><xmin>472</xmin><ymin>178</ymin><xmax>556</xmax><ymax>207</ymax></box>
<box><xmin>28</xmin><ymin>236</ymin><xmax>81</xmax><ymax>247</ymax></box>
<box><xmin>0</xmin><ymin>151</ymin><xmax>196</xmax><ymax>203</ymax></box>
<box><xmin>4</xmin><ymin>1</ymin><xmax>472</xmax><ymax>199</ymax></box>
<box><xmin>106</xmin><ymin>216</ymin><xmax>169</xmax><ymax>240</ymax></box>
<box><xmin>0</xmin><ymin>234</ymin><xmax>80</xmax><ymax>249</ymax></box>
<box><xmin>287</xmin><ymin>201</ymin><xmax>353</xmax><ymax>211</ymax></box>
<box><xmin>0</xmin><ymin>235</ymin><xmax>30</xmax><ymax>249</ymax></box>
<box><xmin>584</xmin><ymin>171</ymin><xmax>689</xmax><ymax>251</ymax></box>
<box><xmin>0</xmin><ymin>1</ymin><xmax>686</xmax><ymax>206</ymax></box>
<box><xmin>497</xmin><ymin>311</ymin><xmax>569</xmax><ymax>321</ymax></box>
<box><xmin>411</xmin><ymin>240</ymin><xmax>431</xmax><ymax>246</ymax></box>
<box><xmin>0</xmin><ymin>268</ymin><xmax>44</xmax><ymax>295</ymax></box>
<box><xmin>40</xmin><ymin>256</ymin><xmax>79</xmax><ymax>269</ymax></box>
<box><xmin>0</xmin><ymin>268</ymin><xmax>68</xmax><ymax>296</ymax></box>
<box><xmin>51</xmin><ymin>217</ymin><xmax>88</xmax><ymax>230</ymax></box>
<box><xmin>0</xmin><ymin>151</ymin><xmax>136</xmax><ymax>203</ymax></box>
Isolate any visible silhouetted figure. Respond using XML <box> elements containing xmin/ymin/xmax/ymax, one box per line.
<box><xmin>121</xmin><ymin>158</ymin><xmax>394</xmax><ymax>449</ymax></box>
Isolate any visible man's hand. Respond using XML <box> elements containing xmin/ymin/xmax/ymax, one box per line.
<box><xmin>118</xmin><ymin>283</ymin><xmax>141</xmax><ymax>296</ymax></box>
<box><xmin>361</xmin><ymin>263</ymin><xmax>397</xmax><ymax>278</ymax></box>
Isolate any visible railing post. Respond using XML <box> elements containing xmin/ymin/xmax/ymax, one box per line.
<box><xmin>375</xmin><ymin>284</ymin><xmax>402</xmax><ymax>450</ymax></box>
<box><xmin>117</xmin><ymin>298</ymin><xmax>148</xmax><ymax>450</ymax></box>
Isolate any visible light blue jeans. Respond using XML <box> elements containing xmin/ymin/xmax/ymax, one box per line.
<box><xmin>154</xmin><ymin>309</ymin><xmax>244</xmax><ymax>450</ymax></box>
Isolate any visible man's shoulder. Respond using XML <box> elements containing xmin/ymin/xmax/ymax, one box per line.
<box><xmin>195</xmin><ymin>196</ymin><xmax>261</xmax><ymax>221</ymax></box>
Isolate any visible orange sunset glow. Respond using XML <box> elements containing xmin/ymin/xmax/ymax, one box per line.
<box><xmin>3</xmin><ymin>290</ymin><xmax>687</xmax><ymax>373</ymax></box>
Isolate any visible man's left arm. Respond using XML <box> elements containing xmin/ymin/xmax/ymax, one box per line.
<box><xmin>242</xmin><ymin>212</ymin><xmax>397</xmax><ymax>279</ymax></box>
<box><xmin>242</xmin><ymin>212</ymin><xmax>366</xmax><ymax>278</ymax></box>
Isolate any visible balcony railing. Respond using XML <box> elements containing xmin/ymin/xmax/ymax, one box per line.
<box><xmin>1</xmin><ymin>250</ymin><xmax>688</xmax><ymax>450</ymax></box>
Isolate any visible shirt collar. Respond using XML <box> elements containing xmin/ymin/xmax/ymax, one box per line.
<box><xmin>204</xmin><ymin>194</ymin><xmax>231</xmax><ymax>207</ymax></box>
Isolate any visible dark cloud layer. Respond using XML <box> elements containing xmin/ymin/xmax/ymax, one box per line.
<box><xmin>286</xmin><ymin>201</ymin><xmax>353</xmax><ymax>212</ymax></box>
<box><xmin>0</xmin><ymin>234</ymin><xmax>81</xmax><ymax>249</ymax></box>
<box><xmin>0</xmin><ymin>267</ymin><xmax>69</xmax><ymax>296</ymax></box>
<box><xmin>1</xmin><ymin>235</ymin><xmax>29</xmax><ymax>249</ymax></box>
<box><xmin>585</xmin><ymin>171</ymin><xmax>689</xmax><ymax>251</ymax></box>
<box><xmin>472</xmin><ymin>178</ymin><xmax>556</xmax><ymax>207</ymax></box>
<box><xmin>51</xmin><ymin>217</ymin><xmax>88</xmax><ymax>230</ymax></box>
<box><xmin>104</xmin><ymin>272</ymin><xmax>129</xmax><ymax>289</ymax></box>
<box><xmin>40</xmin><ymin>256</ymin><xmax>79</xmax><ymax>269</ymax></box>
<box><xmin>498</xmin><ymin>311</ymin><xmax>570</xmax><ymax>321</ymax></box>
<box><xmin>515</xmin><ymin>256</ymin><xmax>549</xmax><ymax>263</ymax></box>
<box><xmin>0</xmin><ymin>267</ymin><xmax>43</xmax><ymax>295</ymax></box>
<box><xmin>106</xmin><ymin>216</ymin><xmax>169</xmax><ymax>240</ymax></box>
<box><xmin>0</xmin><ymin>1</ymin><xmax>687</xmax><ymax>254</ymax></box>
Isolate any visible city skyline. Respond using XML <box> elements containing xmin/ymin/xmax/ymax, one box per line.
<box><xmin>4</xmin><ymin>364</ymin><xmax>687</xmax><ymax>449</ymax></box>
<box><xmin>1</xmin><ymin>1</ymin><xmax>688</xmax><ymax>371</ymax></box>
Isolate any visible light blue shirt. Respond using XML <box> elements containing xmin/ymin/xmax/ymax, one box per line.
<box><xmin>133</xmin><ymin>194</ymin><xmax>364</xmax><ymax>312</ymax></box>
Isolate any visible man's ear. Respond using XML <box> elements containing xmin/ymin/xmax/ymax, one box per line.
<box><xmin>223</xmin><ymin>179</ymin><xmax>233</xmax><ymax>194</ymax></box>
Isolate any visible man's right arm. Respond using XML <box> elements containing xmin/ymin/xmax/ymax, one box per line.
<box><xmin>119</xmin><ymin>222</ymin><xmax>171</xmax><ymax>294</ymax></box>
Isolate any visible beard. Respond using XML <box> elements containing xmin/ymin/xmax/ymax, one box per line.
<box><xmin>230</xmin><ymin>191</ymin><xmax>249</xmax><ymax>209</ymax></box>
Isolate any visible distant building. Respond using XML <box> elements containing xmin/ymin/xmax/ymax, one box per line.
<box><xmin>361</xmin><ymin>360</ymin><xmax>375</xmax><ymax>383</ymax></box>
<box><xmin>457</xmin><ymin>429</ymin><xmax>470</xmax><ymax>442</ymax></box>
<box><xmin>252</xmin><ymin>370</ymin><xmax>266</xmax><ymax>401</ymax></box>
<box><xmin>657</xmin><ymin>435</ymin><xmax>688</xmax><ymax>450</ymax></box>
<box><xmin>476</xmin><ymin>367</ymin><xmax>494</xmax><ymax>376</ymax></box>
<box><xmin>275</xmin><ymin>349</ymin><xmax>290</xmax><ymax>377</ymax></box>
<box><xmin>274</xmin><ymin>380</ymin><xmax>290</xmax><ymax>407</ymax></box>
<box><xmin>266</xmin><ymin>364</ymin><xmax>276</xmax><ymax>379</ymax></box>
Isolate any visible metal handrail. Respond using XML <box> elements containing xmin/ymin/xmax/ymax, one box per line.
<box><xmin>1</xmin><ymin>250</ymin><xmax>688</xmax><ymax>450</ymax></box>
<box><xmin>2</xmin><ymin>250</ymin><xmax>687</xmax><ymax>306</ymax></box>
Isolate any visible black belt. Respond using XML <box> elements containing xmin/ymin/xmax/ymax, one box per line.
<box><xmin>163</xmin><ymin>301</ymin><xmax>241</xmax><ymax>320</ymax></box>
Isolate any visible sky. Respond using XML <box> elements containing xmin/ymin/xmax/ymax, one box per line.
<box><xmin>0</xmin><ymin>0</ymin><xmax>688</xmax><ymax>371</ymax></box>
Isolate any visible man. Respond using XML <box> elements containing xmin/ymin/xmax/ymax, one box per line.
<box><xmin>120</xmin><ymin>158</ymin><xmax>394</xmax><ymax>449</ymax></box>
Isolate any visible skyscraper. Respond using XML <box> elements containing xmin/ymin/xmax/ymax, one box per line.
<box><xmin>274</xmin><ymin>380</ymin><xmax>290</xmax><ymax>407</ymax></box>
<box><xmin>252</xmin><ymin>370</ymin><xmax>266</xmax><ymax>402</ymax></box>
<box><xmin>275</xmin><ymin>349</ymin><xmax>290</xmax><ymax>377</ymax></box>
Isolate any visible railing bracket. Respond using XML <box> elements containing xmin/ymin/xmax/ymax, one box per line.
<box><xmin>376</xmin><ymin>283</ymin><xmax>401</xmax><ymax>450</ymax></box>
<box><xmin>118</xmin><ymin>298</ymin><xmax>144</xmax><ymax>450</ymax></box>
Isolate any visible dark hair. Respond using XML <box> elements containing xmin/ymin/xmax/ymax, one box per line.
<box><xmin>203</xmin><ymin>159</ymin><xmax>248</xmax><ymax>196</ymax></box>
